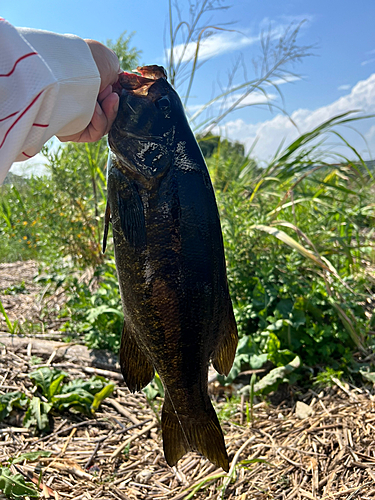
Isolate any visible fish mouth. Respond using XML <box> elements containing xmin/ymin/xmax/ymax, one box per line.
<box><xmin>113</xmin><ymin>65</ymin><xmax>167</xmax><ymax>97</ymax></box>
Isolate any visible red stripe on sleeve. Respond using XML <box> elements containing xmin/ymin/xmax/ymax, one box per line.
<box><xmin>0</xmin><ymin>90</ymin><xmax>44</xmax><ymax>149</ymax></box>
<box><xmin>0</xmin><ymin>52</ymin><xmax>38</xmax><ymax>77</ymax></box>
<box><xmin>0</xmin><ymin>110</ymin><xmax>19</xmax><ymax>122</ymax></box>
<box><xmin>21</xmin><ymin>151</ymin><xmax>34</xmax><ymax>158</ymax></box>
<box><xmin>33</xmin><ymin>123</ymin><xmax>49</xmax><ymax>128</ymax></box>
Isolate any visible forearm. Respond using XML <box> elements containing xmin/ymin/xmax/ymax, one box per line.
<box><xmin>0</xmin><ymin>19</ymin><xmax>100</xmax><ymax>184</ymax></box>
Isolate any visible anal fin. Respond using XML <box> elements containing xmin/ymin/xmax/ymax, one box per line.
<box><xmin>212</xmin><ymin>302</ymin><xmax>238</xmax><ymax>376</ymax></box>
<box><xmin>161</xmin><ymin>393</ymin><xmax>229</xmax><ymax>472</ymax></box>
<box><xmin>120</xmin><ymin>323</ymin><xmax>155</xmax><ymax>392</ymax></box>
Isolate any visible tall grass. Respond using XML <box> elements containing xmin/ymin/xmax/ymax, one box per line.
<box><xmin>206</xmin><ymin>113</ymin><xmax>374</xmax><ymax>380</ymax></box>
<box><xmin>165</xmin><ymin>0</ymin><xmax>312</xmax><ymax>133</ymax></box>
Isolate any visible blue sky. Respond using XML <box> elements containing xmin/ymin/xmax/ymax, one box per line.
<box><xmin>3</xmin><ymin>0</ymin><xmax>375</xmax><ymax>167</ymax></box>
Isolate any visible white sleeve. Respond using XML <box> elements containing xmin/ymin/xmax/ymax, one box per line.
<box><xmin>0</xmin><ymin>19</ymin><xmax>101</xmax><ymax>184</ymax></box>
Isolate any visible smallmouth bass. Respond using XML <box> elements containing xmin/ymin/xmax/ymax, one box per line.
<box><xmin>105</xmin><ymin>65</ymin><xmax>238</xmax><ymax>471</ymax></box>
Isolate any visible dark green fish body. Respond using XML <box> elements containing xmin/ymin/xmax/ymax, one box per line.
<box><xmin>107</xmin><ymin>66</ymin><xmax>238</xmax><ymax>471</ymax></box>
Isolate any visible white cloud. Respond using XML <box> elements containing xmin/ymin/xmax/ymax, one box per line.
<box><xmin>167</xmin><ymin>15</ymin><xmax>311</xmax><ymax>65</ymax></box>
<box><xmin>338</xmin><ymin>84</ymin><xmax>351</xmax><ymax>91</ymax></box>
<box><xmin>219</xmin><ymin>92</ymin><xmax>278</xmax><ymax>111</ymax></box>
<box><xmin>220</xmin><ymin>73</ymin><xmax>375</xmax><ymax>162</ymax></box>
<box><xmin>187</xmin><ymin>91</ymin><xmax>276</xmax><ymax>121</ymax></box>
<box><xmin>168</xmin><ymin>31</ymin><xmax>259</xmax><ymax>64</ymax></box>
<box><xmin>9</xmin><ymin>137</ymin><xmax>57</xmax><ymax>178</ymax></box>
<box><xmin>361</xmin><ymin>58</ymin><xmax>375</xmax><ymax>67</ymax></box>
<box><xmin>9</xmin><ymin>153</ymin><xmax>48</xmax><ymax>177</ymax></box>
<box><xmin>187</xmin><ymin>76</ymin><xmax>300</xmax><ymax>118</ymax></box>
<box><xmin>269</xmin><ymin>75</ymin><xmax>302</xmax><ymax>86</ymax></box>
<box><xmin>218</xmin><ymin>90</ymin><xmax>278</xmax><ymax>110</ymax></box>
<box><xmin>186</xmin><ymin>103</ymin><xmax>205</xmax><ymax>114</ymax></box>
<box><xmin>258</xmin><ymin>15</ymin><xmax>312</xmax><ymax>41</ymax></box>
<box><xmin>366</xmin><ymin>124</ymin><xmax>375</xmax><ymax>142</ymax></box>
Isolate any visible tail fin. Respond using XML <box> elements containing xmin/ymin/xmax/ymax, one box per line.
<box><xmin>161</xmin><ymin>393</ymin><xmax>229</xmax><ymax>471</ymax></box>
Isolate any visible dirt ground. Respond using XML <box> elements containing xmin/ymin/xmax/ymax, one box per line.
<box><xmin>1</xmin><ymin>262</ymin><xmax>375</xmax><ymax>500</ymax></box>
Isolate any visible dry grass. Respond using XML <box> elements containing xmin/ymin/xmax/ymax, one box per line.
<box><xmin>0</xmin><ymin>260</ymin><xmax>69</xmax><ymax>337</ymax></box>
<box><xmin>1</xmin><ymin>262</ymin><xmax>375</xmax><ymax>500</ymax></box>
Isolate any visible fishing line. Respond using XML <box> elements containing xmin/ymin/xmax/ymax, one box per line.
<box><xmin>126</xmin><ymin>102</ymin><xmax>136</xmax><ymax>114</ymax></box>
<box><xmin>163</xmin><ymin>382</ymin><xmax>191</xmax><ymax>452</ymax></box>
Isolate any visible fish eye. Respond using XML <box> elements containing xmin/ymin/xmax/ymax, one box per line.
<box><xmin>155</xmin><ymin>96</ymin><xmax>170</xmax><ymax>112</ymax></box>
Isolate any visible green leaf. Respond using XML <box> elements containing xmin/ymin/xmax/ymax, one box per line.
<box><xmin>143</xmin><ymin>383</ymin><xmax>159</xmax><ymax>400</ymax></box>
<box><xmin>252</xmin><ymin>280</ymin><xmax>267</xmax><ymax>308</ymax></box>
<box><xmin>143</xmin><ymin>373</ymin><xmax>164</xmax><ymax>400</ymax></box>
<box><xmin>266</xmin><ymin>319</ymin><xmax>285</xmax><ymax>331</ymax></box>
<box><xmin>359</xmin><ymin>369</ymin><xmax>375</xmax><ymax>384</ymax></box>
<box><xmin>0</xmin><ymin>467</ymin><xmax>39</xmax><ymax>498</ymax></box>
<box><xmin>241</xmin><ymin>356</ymin><xmax>300</xmax><ymax>395</ymax></box>
<box><xmin>275</xmin><ymin>299</ymin><xmax>293</xmax><ymax>317</ymax></box>
<box><xmin>52</xmin><ymin>389</ymin><xmax>94</xmax><ymax>414</ymax></box>
<box><xmin>23</xmin><ymin>397</ymin><xmax>51</xmax><ymax>431</ymax></box>
<box><xmin>48</xmin><ymin>373</ymin><xmax>66</xmax><ymax>398</ymax></box>
<box><xmin>0</xmin><ymin>392</ymin><xmax>28</xmax><ymax>421</ymax></box>
<box><xmin>329</xmin><ymin>300</ymin><xmax>365</xmax><ymax>351</ymax></box>
<box><xmin>86</xmin><ymin>305</ymin><xmax>123</xmax><ymax>323</ymax></box>
<box><xmin>250</xmin><ymin>224</ymin><xmax>330</xmax><ymax>271</ymax></box>
<box><xmin>29</xmin><ymin>367</ymin><xmax>68</xmax><ymax>401</ymax></box>
<box><xmin>0</xmin><ymin>200</ymin><xmax>12</xmax><ymax>229</ymax></box>
<box><xmin>61</xmin><ymin>376</ymin><xmax>107</xmax><ymax>395</ymax></box>
<box><xmin>10</xmin><ymin>451</ymin><xmax>52</xmax><ymax>464</ymax></box>
<box><xmin>249</xmin><ymin>353</ymin><xmax>268</xmax><ymax>370</ymax></box>
<box><xmin>240</xmin><ymin>458</ymin><xmax>274</xmax><ymax>468</ymax></box>
<box><xmin>291</xmin><ymin>309</ymin><xmax>306</xmax><ymax>328</ymax></box>
<box><xmin>91</xmin><ymin>383</ymin><xmax>115</xmax><ymax>413</ymax></box>
<box><xmin>236</xmin><ymin>335</ymin><xmax>252</xmax><ymax>354</ymax></box>
<box><xmin>154</xmin><ymin>373</ymin><xmax>165</xmax><ymax>398</ymax></box>
<box><xmin>0</xmin><ymin>298</ymin><xmax>18</xmax><ymax>334</ymax></box>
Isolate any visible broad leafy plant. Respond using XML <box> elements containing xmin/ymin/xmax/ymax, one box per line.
<box><xmin>0</xmin><ymin>367</ymin><xmax>115</xmax><ymax>433</ymax></box>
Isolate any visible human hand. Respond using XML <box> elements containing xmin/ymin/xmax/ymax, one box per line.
<box><xmin>58</xmin><ymin>40</ymin><xmax>120</xmax><ymax>143</ymax></box>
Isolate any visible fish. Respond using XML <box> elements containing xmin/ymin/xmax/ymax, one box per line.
<box><xmin>105</xmin><ymin>65</ymin><xmax>238</xmax><ymax>472</ymax></box>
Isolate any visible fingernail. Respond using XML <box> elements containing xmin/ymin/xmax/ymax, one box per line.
<box><xmin>96</xmin><ymin>102</ymin><xmax>103</xmax><ymax>115</ymax></box>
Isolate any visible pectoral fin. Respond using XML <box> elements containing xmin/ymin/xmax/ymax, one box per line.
<box><xmin>118</xmin><ymin>182</ymin><xmax>146</xmax><ymax>249</ymax></box>
<box><xmin>119</xmin><ymin>323</ymin><xmax>155</xmax><ymax>392</ymax></box>
<box><xmin>212</xmin><ymin>302</ymin><xmax>238</xmax><ymax>376</ymax></box>
<box><xmin>107</xmin><ymin>166</ymin><xmax>146</xmax><ymax>249</ymax></box>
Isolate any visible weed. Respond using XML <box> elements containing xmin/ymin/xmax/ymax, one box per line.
<box><xmin>314</xmin><ymin>367</ymin><xmax>344</xmax><ymax>387</ymax></box>
<box><xmin>217</xmin><ymin>395</ymin><xmax>241</xmax><ymax>423</ymax></box>
<box><xmin>0</xmin><ymin>367</ymin><xmax>115</xmax><ymax>433</ymax></box>
<box><xmin>0</xmin><ymin>298</ymin><xmax>19</xmax><ymax>334</ymax></box>
<box><xmin>0</xmin><ymin>467</ymin><xmax>39</xmax><ymax>499</ymax></box>
<box><xmin>2</xmin><ymin>282</ymin><xmax>27</xmax><ymax>295</ymax></box>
